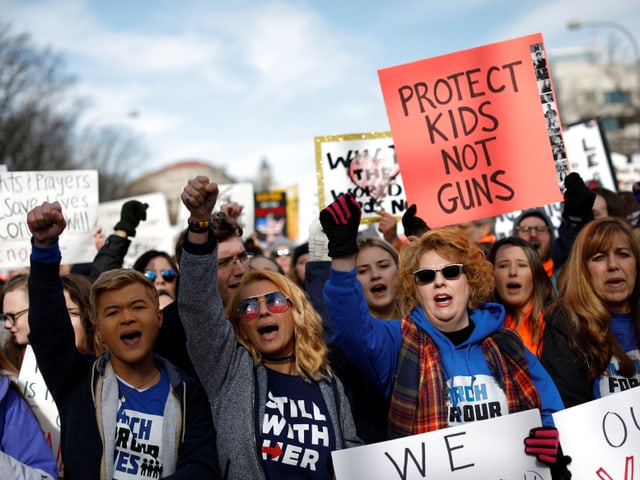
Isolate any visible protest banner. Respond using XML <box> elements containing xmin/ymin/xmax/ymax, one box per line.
<box><xmin>315</xmin><ymin>131</ymin><xmax>408</xmax><ymax>223</ymax></box>
<box><xmin>176</xmin><ymin>182</ymin><xmax>255</xmax><ymax>239</ymax></box>
<box><xmin>332</xmin><ymin>409</ymin><xmax>550</xmax><ymax>480</ymax></box>
<box><xmin>378</xmin><ymin>33</ymin><xmax>567</xmax><ymax>227</ymax></box>
<box><xmin>553</xmin><ymin>387</ymin><xmax>640</xmax><ymax>479</ymax></box>
<box><xmin>0</xmin><ymin>170</ymin><xmax>99</xmax><ymax>268</ymax></box>
<box><xmin>255</xmin><ymin>190</ymin><xmax>287</xmax><ymax>243</ymax></box>
<box><xmin>18</xmin><ymin>346</ymin><xmax>64</xmax><ymax>478</ymax></box>
<box><xmin>96</xmin><ymin>192</ymin><xmax>176</xmax><ymax>268</ymax></box>
<box><xmin>563</xmin><ymin>118</ymin><xmax>618</xmax><ymax>191</ymax></box>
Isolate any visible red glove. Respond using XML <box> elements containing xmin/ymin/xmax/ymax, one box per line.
<box><xmin>524</xmin><ymin>426</ymin><xmax>560</xmax><ymax>465</ymax></box>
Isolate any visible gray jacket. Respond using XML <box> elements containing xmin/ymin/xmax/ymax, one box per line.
<box><xmin>178</xmin><ymin>239</ymin><xmax>361</xmax><ymax>479</ymax></box>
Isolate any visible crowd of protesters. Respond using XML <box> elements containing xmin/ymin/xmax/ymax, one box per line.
<box><xmin>0</xmin><ymin>169</ymin><xmax>638</xmax><ymax>479</ymax></box>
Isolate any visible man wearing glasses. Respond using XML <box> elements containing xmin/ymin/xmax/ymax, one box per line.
<box><xmin>513</xmin><ymin>209</ymin><xmax>555</xmax><ymax>281</ymax></box>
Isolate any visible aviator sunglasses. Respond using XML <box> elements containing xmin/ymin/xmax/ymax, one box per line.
<box><xmin>414</xmin><ymin>264</ymin><xmax>464</xmax><ymax>285</ymax></box>
<box><xmin>238</xmin><ymin>291</ymin><xmax>291</xmax><ymax>320</ymax></box>
<box><xmin>144</xmin><ymin>269</ymin><xmax>178</xmax><ymax>283</ymax></box>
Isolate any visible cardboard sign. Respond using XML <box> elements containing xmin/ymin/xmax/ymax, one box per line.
<box><xmin>0</xmin><ymin>170</ymin><xmax>99</xmax><ymax>268</ymax></box>
<box><xmin>255</xmin><ymin>190</ymin><xmax>287</xmax><ymax>243</ymax></box>
<box><xmin>563</xmin><ymin>118</ymin><xmax>618</xmax><ymax>191</ymax></box>
<box><xmin>315</xmin><ymin>132</ymin><xmax>408</xmax><ymax>224</ymax></box>
<box><xmin>96</xmin><ymin>192</ymin><xmax>176</xmax><ymax>268</ymax></box>
<box><xmin>378</xmin><ymin>33</ymin><xmax>566</xmax><ymax>227</ymax></box>
<box><xmin>18</xmin><ymin>346</ymin><xmax>64</xmax><ymax>478</ymax></box>
<box><xmin>553</xmin><ymin>387</ymin><xmax>640</xmax><ymax>478</ymax></box>
<box><xmin>332</xmin><ymin>409</ymin><xmax>550</xmax><ymax>479</ymax></box>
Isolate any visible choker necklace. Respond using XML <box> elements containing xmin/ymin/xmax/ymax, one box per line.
<box><xmin>118</xmin><ymin>370</ymin><xmax>159</xmax><ymax>404</ymax></box>
<box><xmin>262</xmin><ymin>354</ymin><xmax>296</xmax><ymax>365</ymax></box>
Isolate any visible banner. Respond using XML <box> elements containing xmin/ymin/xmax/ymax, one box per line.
<box><xmin>563</xmin><ymin>118</ymin><xmax>618</xmax><ymax>191</ymax></box>
<box><xmin>378</xmin><ymin>33</ymin><xmax>566</xmax><ymax>227</ymax></box>
<box><xmin>255</xmin><ymin>190</ymin><xmax>287</xmax><ymax>243</ymax></box>
<box><xmin>315</xmin><ymin>132</ymin><xmax>408</xmax><ymax>224</ymax></box>
<box><xmin>553</xmin><ymin>387</ymin><xmax>640</xmax><ymax>478</ymax></box>
<box><xmin>0</xmin><ymin>170</ymin><xmax>99</xmax><ymax>268</ymax></box>
<box><xmin>332</xmin><ymin>409</ymin><xmax>550</xmax><ymax>479</ymax></box>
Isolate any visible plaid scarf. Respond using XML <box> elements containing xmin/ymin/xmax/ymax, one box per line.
<box><xmin>388</xmin><ymin>317</ymin><xmax>541</xmax><ymax>438</ymax></box>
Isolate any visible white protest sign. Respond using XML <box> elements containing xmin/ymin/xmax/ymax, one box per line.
<box><xmin>0</xmin><ymin>170</ymin><xmax>98</xmax><ymax>269</ymax></box>
<box><xmin>315</xmin><ymin>132</ymin><xmax>408</xmax><ymax>224</ymax></box>
<box><xmin>564</xmin><ymin>119</ymin><xmax>618</xmax><ymax>192</ymax></box>
<box><xmin>553</xmin><ymin>387</ymin><xmax>640</xmax><ymax>478</ymax></box>
<box><xmin>176</xmin><ymin>182</ymin><xmax>255</xmax><ymax>239</ymax></box>
<box><xmin>97</xmin><ymin>192</ymin><xmax>176</xmax><ymax>268</ymax></box>
<box><xmin>18</xmin><ymin>345</ymin><xmax>64</xmax><ymax>478</ymax></box>
<box><xmin>332</xmin><ymin>409</ymin><xmax>550</xmax><ymax>479</ymax></box>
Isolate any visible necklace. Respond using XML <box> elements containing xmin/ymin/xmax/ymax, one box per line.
<box><xmin>262</xmin><ymin>354</ymin><xmax>296</xmax><ymax>365</ymax></box>
<box><xmin>118</xmin><ymin>369</ymin><xmax>159</xmax><ymax>403</ymax></box>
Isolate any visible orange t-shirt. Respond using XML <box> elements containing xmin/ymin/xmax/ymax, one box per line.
<box><xmin>504</xmin><ymin>302</ymin><xmax>545</xmax><ymax>358</ymax></box>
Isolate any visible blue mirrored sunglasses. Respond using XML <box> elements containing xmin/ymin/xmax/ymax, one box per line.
<box><xmin>144</xmin><ymin>269</ymin><xmax>178</xmax><ymax>283</ymax></box>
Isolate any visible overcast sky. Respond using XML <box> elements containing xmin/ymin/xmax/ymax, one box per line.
<box><xmin>2</xmin><ymin>0</ymin><xmax>639</xmax><ymax>188</ymax></box>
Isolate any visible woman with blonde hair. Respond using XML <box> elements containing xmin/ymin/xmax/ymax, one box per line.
<box><xmin>541</xmin><ymin>217</ymin><xmax>640</xmax><ymax>408</ymax></box>
<box><xmin>178</xmin><ymin>176</ymin><xmax>360</xmax><ymax>479</ymax></box>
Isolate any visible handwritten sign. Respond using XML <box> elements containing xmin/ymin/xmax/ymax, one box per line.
<box><xmin>332</xmin><ymin>409</ymin><xmax>550</xmax><ymax>479</ymax></box>
<box><xmin>553</xmin><ymin>387</ymin><xmax>640</xmax><ymax>479</ymax></box>
<box><xmin>315</xmin><ymin>132</ymin><xmax>408</xmax><ymax>224</ymax></box>
<box><xmin>18</xmin><ymin>346</ymin><xmax>64</xmax><ymax>478</ymax></box>
<box><xmin>378</xmin><ymin>33</ymin><xmax>566</xmax><ymax>227</ymax></box>
<box><xmin>97</xmin><ymin>192</ymin><xmax>176</xmax><ymax>268</ymax></box>
<box><xmin>0</xmin><ymin>170</ymin><xmax>99</xmax><ymax>268</ymax></box>
<box><xmin>563</xmin><ymin>118</ymin><xmax>618</xmax><ymax>191</ymax></box>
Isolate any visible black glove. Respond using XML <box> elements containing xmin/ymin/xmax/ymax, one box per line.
<box><xmin>114</xmin><ymin>200</ymin><xmax>149</xmax><ymax>237</ymax></box>
<box><xmin>402</xmin><ymin>204</ymin><xmax>429</xmax><ymax>237</ymax></box>
<box><xmin>562</xmin><ymin>172</ymin><xmax>595</xmax><ymax>232</ymax></box>
<box><xmin>319</xmin><ymin>193</ymin><xmax>362</xmax><ymax>257</ymax></box>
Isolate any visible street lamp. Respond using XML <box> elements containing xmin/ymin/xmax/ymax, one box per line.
<box><xmin>567</xmin><ymin>20</ymin><xmax>640</xmax><ymax>155</ymax></box>
<box><xmin>567</xmin><ymin>20</ymin><xmax>639</xmax><ymax>66</ymax></box>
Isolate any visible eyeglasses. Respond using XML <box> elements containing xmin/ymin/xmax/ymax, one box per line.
<box><xmin>272</xmin><ymin>248</ymin><xmax>291</xmax><ymax>258</ymax></box>
<box><xmin>516</xmin><ymin>225</ymin><xmax>549</xmax><ymax>234</ymax></box>
<box><xmin>0</xmin><ymin>308</ymin><xmax>29</xmax><ymax>326</ymax></box>
<box><xmin>144</xmin><ymin>269</ymin><xmax>178</xmax><ymax>283</ymax></box>
<box><xmin>414</xmin><ymin>264</ymin><xmax>464</xmax><ymax>285</ymax></box>
<box><xmin>238</xmin><ymin>291</ymin><xmax>290</xmax><ymax>320</ymax></box>
<box><xmin>218</xmin><ymin>252</ymin><xmax>253</xmax><ymax>269</ymax></box>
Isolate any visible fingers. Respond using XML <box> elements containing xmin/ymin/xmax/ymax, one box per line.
<box><xmin>181</xmin><ymin>177</ymin><xmax>218</xmax><ymax>217</ymax></box>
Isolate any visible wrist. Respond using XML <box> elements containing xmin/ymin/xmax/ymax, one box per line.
<box><xmin>188</xmin><ymin>216</ymin><xmax>213</xmax><ymax>233</ymax></box>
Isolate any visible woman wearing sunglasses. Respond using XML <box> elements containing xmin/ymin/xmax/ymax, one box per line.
<box><xmin>321</xmin><ymin>194</ymin><xmax>569</xmax><ymax>475</ymax></box>
<box><xmin>132</xmin><ymin>250</ymin><xmax>179</xmax><ymax>307</ymax></box>
<box><xmin>177</xmin><ymin>176</ymin><xmax>361</xmax><ymax>479</ymax></box>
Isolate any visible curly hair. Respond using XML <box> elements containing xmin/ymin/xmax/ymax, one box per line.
<box><xmin>396</xmin><ymin>227</ymin><xmax>494</xmax><ymax>316</ymax></box>
<box><xmin>488</xmin><ymin>237</ymin><xmax>553</xmax><ymax>346</ymax></box>
<box><xmin>548</xmin><ymin>217</ymin><xmax>640</xmax><ymax>379</ymax></box>
<box><xmin>224</xmin><ymin>269</ymin><xmax>330</xmax><ymax>383</ymax></box>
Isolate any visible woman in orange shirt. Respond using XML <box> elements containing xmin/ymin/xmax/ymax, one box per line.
<box><xmin>489</xmin><ymin>237</ymin><xmax>554</xmax><ymax>357</ymax></box>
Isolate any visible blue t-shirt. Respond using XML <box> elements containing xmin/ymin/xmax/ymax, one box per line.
<box><xmin>113</xmin><ymin>368</ymin><xmax>170</xmax><ymax>480</ymax></box>
<box><xmin>261</xmin><ymin>369</ymin><xmax>336</xmax><ymax>479</ymax></box>
<box><xmin>593</xmin><ymin>312</ymin><xmax>640</xmax><ymax>399</ymax></box>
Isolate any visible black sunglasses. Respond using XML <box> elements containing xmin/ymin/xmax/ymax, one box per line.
<box><xmin>144</xmin><ymin>269</ymin><xmax>178</xmax><ymax>283</ymax></box>
<box><xmin>238</xmin><ymin>291</ymin><xmax>290</xmax><ymax>320</ymax></box>
<box><xmin>414</xmin><ymin>264</ymin><xmax>464</xmax><ymax>285</ymax></box>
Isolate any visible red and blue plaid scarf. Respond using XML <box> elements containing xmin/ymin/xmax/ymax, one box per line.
<box><xmin>388</xmin><ymin>317</ymin><xmax>541</xmax><ymax>438</ymax></box>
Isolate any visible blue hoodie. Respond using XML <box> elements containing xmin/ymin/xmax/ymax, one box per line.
<box><xmin>324</xmin><ymin>268</ymin><xmax>564</xmax><ymax>426</ymax></box>
<box><xmin>0</xmin><ymin>375</ymin><xmax>58</xmax><ymax>479</ymax></box>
